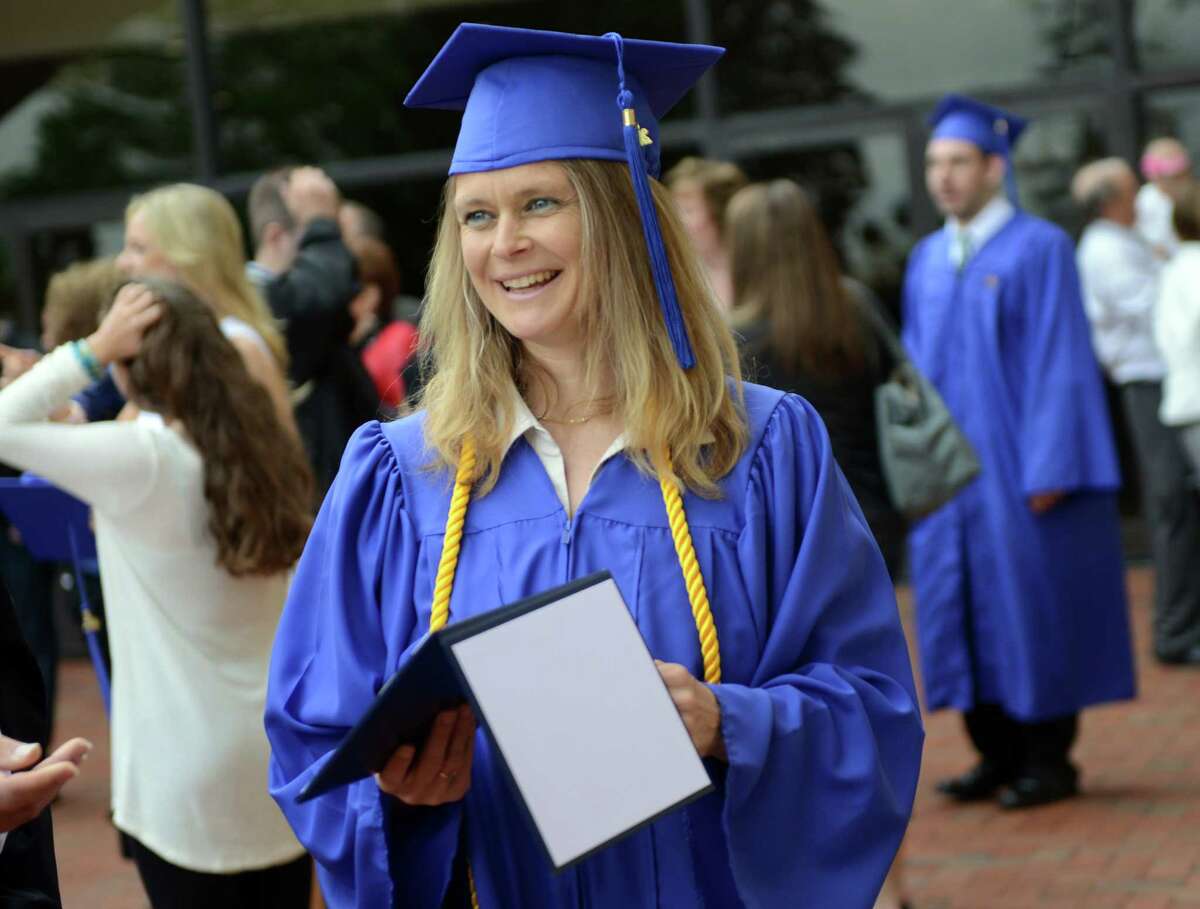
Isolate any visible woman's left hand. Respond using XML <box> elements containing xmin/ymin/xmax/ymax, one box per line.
<box><xmin>87</xmin><ymin>283</ymin><xmax>162</xmax><ymax>366</ymax></box>
<box><xmin>656</xmin><ymin>661</ymin><xmax>727</xmax><ymax>761</ymax></box>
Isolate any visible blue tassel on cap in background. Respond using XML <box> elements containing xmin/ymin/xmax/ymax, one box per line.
<box><xmin>605</xmin><ymin>32</ymin><xmax>696</xmax><ymax>370</ymax></box>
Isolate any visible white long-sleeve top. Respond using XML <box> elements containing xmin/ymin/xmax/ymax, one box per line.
<box><xmin>0</xmin><ymin>346</ymin><xmax>304</xmax><ymax>873</ymax></box>
<box><xmin>1137</xmin><ymin>182</ymin><xmax>1179</xmax><ymax>260</ymax></box>
<box><xmin>1155</xmin><ymin>242</ymin><xmax>1200</xmax><ymax>426</ymax></box>
<box><xmin>1076</xmin><ymin>219</ymin><xmax>1166</xmax><ymax>384</ymax></box>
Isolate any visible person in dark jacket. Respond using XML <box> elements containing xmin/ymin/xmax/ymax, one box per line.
<box><xmin>726</xmin><ymin>179</ymin><xmax>912</xmax><ymax>909</ymax></box>
<box><xmin>727</xmin><ymin>179</ymin><xmax>906</xmax><ymax>573</ymax></box>
<box><xmin>0</xmin><ymin>581</ymin><xmax>91</xmax><ymax>909</ymax></box>
<box><xmin>247</xmin><ymin>167</ymin><xmax>379</xmax><ymax>496</ymax></box>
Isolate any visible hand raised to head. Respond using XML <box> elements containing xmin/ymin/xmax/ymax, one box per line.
<box><xmin>283</xmin><ymin>167</ymin><xmax>341</xmax><ymax>227</ymax></box>
<box><xmin>87</xmin><ymin>283</ymin><xmax>163</xmax><ymax>366</ymax></box>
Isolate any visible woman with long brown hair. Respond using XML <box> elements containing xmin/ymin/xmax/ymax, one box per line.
<box><xmin>265</xmin><ymin>24</ymin><xmax>922</xmax><ymax>909</ymax></box>
<box><xmin>0</xmin><ymin>279</ymin><xmax>314</xmax><ymax>908</ymax></box>
<box><xmin>729</xmin><ymin>178</ymin><xmax>907</xmax><ymax>575</ymax></box>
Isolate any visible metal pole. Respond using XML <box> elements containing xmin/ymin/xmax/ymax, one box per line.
<box><xmin>683</xmin><ymin>0</ymin><xmax>724</xmax><ymax>159</ymax></box>
<box><xmin>178</xmin><ymin>0</ymin><xmax>220</xmax><ymax>180</ymax></box>
<box><xmin>1105</xmin><ymin>0</ymin><xmax>1142</xmax><ymax>164</ymax></box>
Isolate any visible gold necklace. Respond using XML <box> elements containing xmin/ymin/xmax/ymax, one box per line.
<box><xmin>539</xmin><ymin>408</ymin><xmax>611</xmax><ymax>426</ymax></box>
<box><xmin>536</xmin><ymin>399</ymin><xmax>613</xmax><ymax>426</ymax></box>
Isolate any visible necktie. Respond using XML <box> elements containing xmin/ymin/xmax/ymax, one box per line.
<box><xmin>955</xmin><ymin>228</ymin><xmax>973</xmax><ymax>271</ymax></box>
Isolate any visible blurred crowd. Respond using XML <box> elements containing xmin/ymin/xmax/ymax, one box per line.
<box><xmin>1</xmin><ymin>102</ymin><xmax>1199</xmax><ymax>909</ymax></box>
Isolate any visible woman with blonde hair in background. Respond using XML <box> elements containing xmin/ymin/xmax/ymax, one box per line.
<box><xmin>116</xmin><ymin>182</ymin><xmax>297</xmax><ymax>435</ymax></box>
<box><xmin>0</xmin><ymin>279</ymin><xmax>315</xmax><ymax>908</ymax></box>
<box><xmin>726</xmin><ymin>177</ymin><xmax>913</xmax><ymax>909</ymax></box>
<box><xmin>664</xmin><ymin>156</ymin><xmax>748</xmax><ymax>311</ymax></box>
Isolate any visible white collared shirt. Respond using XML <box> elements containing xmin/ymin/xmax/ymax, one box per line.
<box><xmin>504</xmin><ymin>391</ymin><xmax>627</xmax><ymax>514</ymax></box>
<box><xmin>1136</xmin><ymin>182</ymin><xmax>1179</xmax><ymax>260</ymax></box>
<box><xmin>945</xmin><ymin>195</ymin><xmax>1016</xmax><ymax>267</ymax></box>
<box><xmin>1077</xmin><ymin>219</ymin><xmax>1165</xmax><ymax>384</ymax></box>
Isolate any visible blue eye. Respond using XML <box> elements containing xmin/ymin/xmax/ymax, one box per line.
<box><xmin>463</xmin><ymin>210</ymin><xmax>492</xmax><ymax>227</ymax></box>
<box><xmin>527</xmin><ymin>197</ymin><xmax>558</xmax><ymax>213</ymax></box>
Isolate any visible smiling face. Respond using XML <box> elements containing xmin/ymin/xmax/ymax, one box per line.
<box><xmin>116</xmin><ymin>210</ymin><xmax>180</xmax><ymax>280</ymax></box>
<box><xmin>454</xmin><ymin>161</ymin><xmax>584</xmax><ymax>358</ymax></box>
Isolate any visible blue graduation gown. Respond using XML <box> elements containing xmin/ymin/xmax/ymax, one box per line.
<box><xmin>264</xmin><ymin>384</ymin><xmax>923</xmax><ymax>909</ymax></box>
<box><xmin>901</xmin><ymin>212</ymin><xmax>1136</xmax><ymax>722</ymax></box>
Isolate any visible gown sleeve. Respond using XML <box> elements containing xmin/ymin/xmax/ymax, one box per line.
<box><xmin>714</xmin><ymin>394</ymin><xmax>924</xmax><ymax>909</ymax></box>
<box><xmin>264</xmin><ymin>422</ymin><xmax>460</xmax><ymax>909</ymax></box>
<box><xmin>1015</xmin><ymin>228</ymin><xmax>1121</xmax><ymax>496</ymax></box>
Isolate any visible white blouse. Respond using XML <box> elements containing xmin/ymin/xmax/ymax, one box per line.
<box><xmin>0</xmin><ymin>346</ymin><xmax>304</xmax><ymax>873</ymax></box>
<box><xmin>1155</xmin><ymin>243</ymin><xmax>1200</xmax><ymax>426</ymax></box>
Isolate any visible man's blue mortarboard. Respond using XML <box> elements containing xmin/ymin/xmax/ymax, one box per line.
<box><xmin>405</xmin><ymin>23</ymin><xmax>724</xmax><ymax>369</ymax></box>
<box><xmin>929</xmin><ymin>94</ymin><xmax>1029</xmax><ymax>204</ymax></box>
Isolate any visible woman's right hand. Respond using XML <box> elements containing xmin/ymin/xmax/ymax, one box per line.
<box><xmin>375</xmin><ymin>704</ymin><xmax>475</xmax><ymax>806</ymax></box>
<box><xmin>87</xmin><ymin>283</ymin><xmax>162</xmax><ymax>366</ymax></box>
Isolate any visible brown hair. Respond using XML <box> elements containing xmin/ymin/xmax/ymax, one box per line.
<box><xmin>663</xmin><ymin>157</ymin><xmax>749</xmax><ymax>240</ymax></box>
<box><xmin>1173</xmin><ymin>180</ymin><xmax>1200</xmax><ymax>241</ymax></box>
<box><xmin>247</xmin><ymin>168</ymin><xmax>296</xmax><ymax>247</ymax></box>
<box><xmin>418</xmin><ymin>159</ymin><xmax>748</xmax><ymax>498</ymax></box>
<box><xmin>347</xmin><ymin>234</ymin><xmax>401</xmax><ymax>305</ymax></box>
<box><xmin>42</xmin><ymin>258</ymin><xmax>123</xmax><ymax>347</ymax></box>
<box><xmin>727</xmin><ymin>179</ymin><xmax>867</xmax><ymax>378</ymax></box>
<box><xmin>124</xmin><ymin>279</ymin><xmax>314</xmax><ymax>576</ymax></box>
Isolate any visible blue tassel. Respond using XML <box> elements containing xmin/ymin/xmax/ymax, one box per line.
<box><xmin>606</xmin><ymin>34</ymin><xmax>695</xmax><ymax>369</ymax></box>
<box><xmin>996</xmin><ymin>120</ymin><xmax>1020</xmax><ymax>209</ymax></box>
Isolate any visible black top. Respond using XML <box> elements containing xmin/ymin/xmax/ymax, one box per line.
<box><xmin>737</xmin><ymin>286</ymin><xmax>905</xmax><ymax>567</ymax></box>
<box><xmin>258</xmin><ymin>218</ymin><xmax>380</xmax><ymax>497</ymax></box>
<box><xmin>0</xmin><ymin>582</ymin><xmax>62</xmax><ymax>908</ymax></box>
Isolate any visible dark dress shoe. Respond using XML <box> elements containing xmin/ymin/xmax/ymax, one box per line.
<box><xmin>997</xmin><ymin>773</ymin><xmax>1078</xmax><ymax>809</ymax></box>
<box><xmin>936</xmin><ymin>762</ymin><xmax>1016</xmax><ymax>801</ymax></box>
<box><xmin>1156</xmin><ymin>644</ymin><xmax>1200</xmax><ymax>666</ymax></box>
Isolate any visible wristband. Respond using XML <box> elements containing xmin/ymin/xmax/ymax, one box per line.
<box><xmin>70</xmin><ymin>339</ymin><xmax>104</xmax><ymax>382</ymax></box>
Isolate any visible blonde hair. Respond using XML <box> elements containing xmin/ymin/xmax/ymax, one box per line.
<box><xmin>42</xmin><ymin>257</ymin><xmax>123</xmax><ymax>347</ymax></box>
<box><xmin>417</xmin><ymin>159</ymin><xmax>748</xmax><ymax>497</ymax></box>
<box><xmin>126</xmin><ymin>183</ymin><xmax>288</xmax><ymax>367</ymax></box>
<box><xmin>663</xmin><ymin>156</ymin><xmax>749</xmax><ymax>241</ymax></box>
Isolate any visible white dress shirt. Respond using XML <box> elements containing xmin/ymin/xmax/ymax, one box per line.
<box><xmin>1077</xmin><ymin>219</ymin><xmax>1166</xmax><ymax>384</ymax></box>
<box><xmin>1155</xmin><ymin>242</ymin><xmax>1200</xmax><ymax>425</ymax></box>
<box><xmin>946</xmin><ymin>195</ymin><xmax>1015</xmax><ymax>267</ymax></box>
<box><xmin>504</xmin><ymin>391</ymin><xmax>626</xmax><ymax>513</ymax></box>
<box><xmin>1136</xmin><ymin>182</ymin><xmax>1179</xmax><ymax>260</ymax></box>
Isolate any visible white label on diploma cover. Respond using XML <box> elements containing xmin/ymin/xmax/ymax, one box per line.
<box><xmin>449</xmin><ymin>577</ymin><xmax>712</xmax><ymax>869</ymax></box>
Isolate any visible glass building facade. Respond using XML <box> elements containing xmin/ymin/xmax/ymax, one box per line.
<box><xmin>0</xmin><ymin>0</ymin><xmax>1193</xmax><ymax>339</ymax></box>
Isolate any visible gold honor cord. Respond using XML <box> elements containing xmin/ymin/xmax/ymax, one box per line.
<box><xmin>428</xmin><ymin>438</ymin><xmax>722</xmax><ymax>906</ymax></box>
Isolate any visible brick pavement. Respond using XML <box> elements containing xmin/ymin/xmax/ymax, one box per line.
<box><xmin>44</xmin><ymin>566</ymin><xmax>1200</xmax><ymax>908</ymax></box>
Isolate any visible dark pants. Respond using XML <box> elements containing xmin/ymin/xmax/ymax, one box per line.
<box><xmin>0</xmin><ymin>524</ymin><xmax>57</xmax><ymax>730</ymax></box>
<box><xmin>128</xmin><ymin>839</ymin><xmax>311</xmax><ymax>909</ymax></box>
<box><xmin>1120</xmin><ymin>382</ymin><xmax>1200</xmax><ymax>658</ymax></box>
<box><xmin>964</xmin><ymin>703</ymin><xmax>1078</xmax><ymax>781</ymax></box>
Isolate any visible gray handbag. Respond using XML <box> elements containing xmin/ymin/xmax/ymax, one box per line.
<box><xmin>856</xmin><ymin>299</ymin><xmax>981</xmax><ymax>520</ymax></box>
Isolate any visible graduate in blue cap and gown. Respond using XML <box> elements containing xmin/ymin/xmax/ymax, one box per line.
<box><xmin>902</xmin><ymin>94</ymin><xmax>1136</xmax><ymax>810</ymax></box>
<box><xmin>264</xmin><ymin>23</ymin><xmax>924</xmax><ymax>909</ymax></box>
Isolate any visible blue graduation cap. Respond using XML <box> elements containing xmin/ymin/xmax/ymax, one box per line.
<box><xmin>405</xmin><ymin>23</ymin><xmax>725</xmax><ymax>369</ymax></box>
<box><xmin>929</xmin><ymin>94</ymin><xmax>1029</xmax><ymax>205</ymax></box>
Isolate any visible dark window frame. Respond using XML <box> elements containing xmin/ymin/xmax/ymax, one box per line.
<box><xmin>1</xmin><ymin>0</ymin><xmax>1193</xmax><ymax>330</ymax></box>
